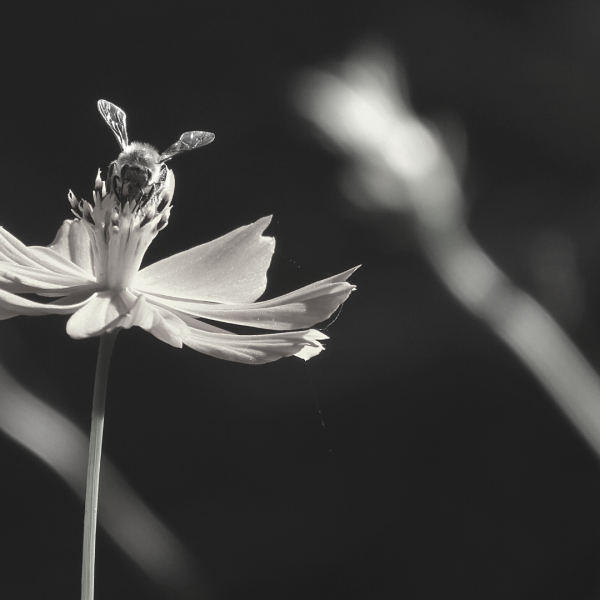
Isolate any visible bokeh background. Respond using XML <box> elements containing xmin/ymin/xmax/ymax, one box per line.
<box><xmin>2</xmin><ymin>1</ymin><xmax>600</xmax><ymax>598</ymax></box>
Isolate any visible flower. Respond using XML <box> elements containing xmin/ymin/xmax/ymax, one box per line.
<box><xmin>294</xmin><ymin>42</ymin><xmax>464</xmax><ymax>229</ymax></box>
<box><xmin>0</xmin><ymin>171</ymin><xmax>357</xmax><ymax>364</ymax></box>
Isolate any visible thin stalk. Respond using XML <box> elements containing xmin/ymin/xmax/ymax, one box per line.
<box><xmin>81</xmin><ymin>329</ymin><xmax>119</xmax><ymax>600</ymax></box>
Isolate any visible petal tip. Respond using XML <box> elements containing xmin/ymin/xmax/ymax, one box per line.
<box><xmin>255</xmin><ymin>215</ymin><xmax>273</xmax><ymax>231</ymax></box>
<box><xmin>294</xmin><ymin>329</ymin><xmax>329</xmax><ymax>361</ymax></box>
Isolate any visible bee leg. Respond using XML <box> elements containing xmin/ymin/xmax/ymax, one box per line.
<box><xmin>158</xmin><ymin>163</ymin><xmax>168</xmax><ymax>184</ymax></box>
<box><xmin>136</xmin><ymin>184</ymin><xmax>155</xmax><ymax>212</ymax></box>
<box><xmin>106</xmin><ymin>162</ymin><xmax>125</xmax><ymax>204</ymax></box>
<box><xmin>106</xmin><ymin>162</ymin><xmax>117</xmax><ymax>193</ymax></box>
<box><xmin>110</xmin><ymin>176</ymin><xmax>124</xmax><ymax>205</ymax></box>
<box><xmin>112</xmin><ymin>177</ymin><xmax>124</xmax><ymax>204</ymax></box>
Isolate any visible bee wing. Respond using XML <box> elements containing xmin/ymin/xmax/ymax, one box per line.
<box><xmin>97</xmin><ymin>100</ymin><xmax>129</xmax><ymax>150</ymax></box>
<box><xmin>158</xmin><ymin>131</ymin><xmax>215</xmax><ymax>162</ymax></box>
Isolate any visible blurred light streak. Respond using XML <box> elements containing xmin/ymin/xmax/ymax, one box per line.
<box><xmin>0</xmin><ymin>362</ymin><xmax>210</xmax><ymax>600</ymax></box>
<box><xmin>295</xmin><ymin>42</ymin><xmax>600</xmax><ymax>459</ymax></box>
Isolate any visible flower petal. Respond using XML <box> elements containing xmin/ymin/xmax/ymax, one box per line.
<box><xmin>117</xmin><ymin>294</ymin><xmax>188</xmax><ymax>348</ymax></box>
<box><xmin>294</xmin><ymin>330</ymin><xmax>330</xmax><ymax>360</ymax></box>
<box><xmin>66</xmin><ymin>290</ymin><xmax>188</xmax><ymax>347</ymax></box>
<box><xmin>66</xmin><ymin>290</ymin><xmax>127</xmax><ymax>339</ymax></box>
<box><xmin>181</xmin><ymin>316</ymin><xmax>329</xmax><ymax>364</ymax></box>
<box><xmin>47</xmin><ymin>219</ymin><xmax>96</xmax><ymax>277</ymax></box>
<box><xmin>0</xmin><ymin>225</ymin><xmax>94</xmax><ymax>280</ymax></box>
<box><xmin>0</xmin><ymin>262</ymin><xmax>96</xmax><ymax>294</ymax></box>
<box><xmin>135</xmin><ymin>217</ymin><xmax>275</xmax><ymax>303</ymax></box>
<box><xmin>0</xmin><ymin>227</ymin><xmax>44</xmax><ymax>266</ymax></box>
<box><xmin>0</xmin><ymin>288</ymin><xmax>94</xmax><ymax>318</ymax></box>
<box><xmin>0</xmin><ymin>308</ymin><xmax>20</xmax><ymax>320</ymax></box>
<box><xmin>141</xmin><ymin>267</ymin><xmax>358</xmax><ymax>330</ymax></box>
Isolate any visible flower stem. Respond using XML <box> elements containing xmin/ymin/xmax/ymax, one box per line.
<box><xmin>81</xmin><ymin>329</ymin><xmax>119</xmax><ymax>600</ymax></box>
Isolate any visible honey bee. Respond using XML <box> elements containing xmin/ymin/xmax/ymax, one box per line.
<box><xmin>97</xmin><ymin>99</ymin><xmax>215</xmax><ymax>208</ymax></box>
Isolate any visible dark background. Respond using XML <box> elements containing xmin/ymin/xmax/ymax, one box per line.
<box><xmin>2</xmin><ymin>1</ymin><xmax>600</xmax><ymax>598</ymax></box>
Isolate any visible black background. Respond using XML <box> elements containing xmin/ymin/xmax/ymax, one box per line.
<box><xmin>2</xmin><ymin>1</ymin><xmax>600</xmax><ymax>598</ymax></box>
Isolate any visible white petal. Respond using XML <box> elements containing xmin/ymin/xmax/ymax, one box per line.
<box><xmin>28</xmin><ymin>247</ymin><xmax>95</xmax><ymax>280</ymax></box>
<box><xmin>66</xmin><ymin>290</ymin><xmax>188</xmax><ymax>347</ymax></box>
<box><xmin>0</xmin><ymin>227</ymin><xmax>42</xmax><ymax>266</ymax></box>
<box><xmin>182</xmin><ymin>316</ymin><xmax>329</xmax><ymax>364</ymax></box>
<box><xmin>0</xmin><ymin>224</ymin><xmax>95</xmax><ymax>282</ymax></box>
<box><xmin>136</xmin><ymin>217</ymin><xmax>275</xmax><ymax>303</ymax></box>
<box><xmin>0</xmin><ymin>288</ymin><xmax>94</xmax><ymax>318</ymax></box>
<box><xmin>0</xmin><ymin>262</ymin><xmax>96</xmax><ymax>294</ymax></box>
<box><xmin>142</xmin><ymin>267</ymin><xmax>358</xmax><ymax>330</ymax></box>
<box><xmin>294</xmin><ymin>330</ymin><xmax>329</xmax><ymax>360</ymax></box>
<box><xmin>66</xmin><ymin>291</ymin><xmax>127</xmax><ymax>338</ymax></box>
<box><xmin>0</xmin><ymin>307</ymin><xmax>20</xmax><ymax>320</ymax></box>
<box><xmin>49</xmin><ymin>291</ymin><xmax>97</xmax><ymax>305</ymax></box>
<box><xmin>46</xmin><ymin>220</ymin><xmax>96</xmax><ymax>277</ymax></box>
<box><xmin>117</xmin><ymin>293</ymin><xmax>188</xmax><ymax>348</ymax></box>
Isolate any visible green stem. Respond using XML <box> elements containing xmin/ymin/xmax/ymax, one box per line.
<box><xmin>81</xmin><ymin>329</ymin><xmax>119</xmax><ymax>600</ymax></box>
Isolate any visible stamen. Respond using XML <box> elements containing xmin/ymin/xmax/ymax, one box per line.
<box><xmin>71</xmin><ymin>171</ymin><xmax>171</xmax><ymax>291</ymax></box>
<box><xmin>68</xmin><ymin>190</ymin><xmax>79</xmax><ymax>210</ymax></box>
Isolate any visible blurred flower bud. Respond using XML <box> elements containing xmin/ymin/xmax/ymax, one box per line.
<box><xmin>295</xmin><ymin>42</ymin><xmax>466</xmax><ymax>232</ymax></box>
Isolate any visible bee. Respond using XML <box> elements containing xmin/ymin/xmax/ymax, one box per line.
<box><xmin>97</xmin><ymin>99</ymin><xmax>215</xmax><ymax>208</ymax></box>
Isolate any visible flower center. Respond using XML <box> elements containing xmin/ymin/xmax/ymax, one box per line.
<box><xmin>68</xmin><ymin>170</ymin><xmax>173</xmax><ymax>290</ymax></box>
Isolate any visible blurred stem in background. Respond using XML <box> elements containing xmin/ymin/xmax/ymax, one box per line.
<box><xmin>0</xmin><ymin>361</ymin><xmax>208</xmax><ymax>600</ymax></box>
<box><xmin>295</xmin><ymin>42</ymin><xmax>600</xmax><ymax>458</ymax></box>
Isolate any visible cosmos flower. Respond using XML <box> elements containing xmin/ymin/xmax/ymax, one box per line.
<box><xmin>0</xmin><ymin>172</ymin><xmax>356</xmax><ymax>364</ymax></box>
<box><xmin>295</xmin><ymin>43</ymin><xmax>464</xmax><ymax>228</ymax></box>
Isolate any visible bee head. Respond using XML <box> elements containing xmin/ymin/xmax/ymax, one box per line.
<box><xmin>108</xmin><ymin>141</ymin><xmax>170</xmax><ymax>207</ymax></box>
<box><xmin>116</xmin><ymin>142</ymin><xmax>162</xmax><ymax>179</ymax></box>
